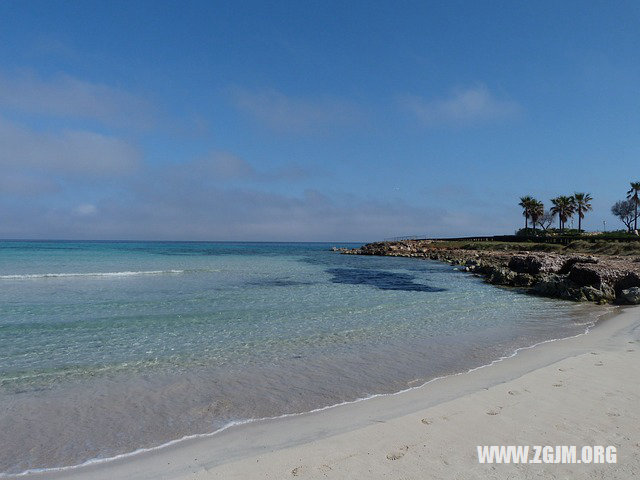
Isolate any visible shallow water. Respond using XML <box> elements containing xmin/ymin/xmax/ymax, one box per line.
<box><xmin>0</xmin><ymin>241</ymin><xmax>602</xmax><ymax>474</ymax></box>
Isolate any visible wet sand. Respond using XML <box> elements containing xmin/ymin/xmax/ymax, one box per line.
<box><xmin>23</xmin><ymin>306</ymin><xmax>640</xmax><ymax>480</ymax></box>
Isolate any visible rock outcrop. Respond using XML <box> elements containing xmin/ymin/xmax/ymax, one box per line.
<box><xmin>508</xmin><ymin>255</ymin><xmax>563</xmax><ymax>275</ymax></box>
<box><xmin>620</xmin><ymin>287</ymin><xmax>640</xmax><ymax>305</ymax></box>
<box><xmin>340</xmin><ymin>240</ymin><xmax>640</xmax><ymax>304</ymax></box>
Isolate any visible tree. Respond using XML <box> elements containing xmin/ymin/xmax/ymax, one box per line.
<box><xmin>518</xmin><ymin>196</ymin><xmax>534</xmax><ymax>229</ymax></box>
<box><xmin>529</xmin><ymin>200</ymin><xmax>544</xmax><ymax>232</ymax></box>
<box><xmin>627</xmin><ymin>182</ymin><xmax>640</xmax><ymax>231</ymax></box>
<box><xmin>550</xmin><ymin>196</ymin><xmax>576</xmax><ymax>232</ymax></box>
<box><xmin>572</xmin><ymin>192</ymin><xmax>593</xmax><ymax>232</ymax></box>
<box><xmin>611</xmin><ymin>200</ymin><xmax>638</xmax><ymax>233</ymax></box>
<box><xmin>536</xmin><ymin>210</ymin><xmax>556</xmax><ymax>231</ymax></box>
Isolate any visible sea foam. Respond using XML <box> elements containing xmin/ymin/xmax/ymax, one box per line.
<box><xmin>0</xmin><ymin>270</ymin><xmax>185</xmax><ymax>279</ymax></box>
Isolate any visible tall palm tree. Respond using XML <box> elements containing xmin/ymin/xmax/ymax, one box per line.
<box><xmin>529</xmin><ymin>200</ymin><xmax>544</xmax><ymax>232</ymax></box>
<box><xmin>572</xmin><ymin>192</ymin><xmax>593</xmax><ymax>233</ymax></box>
<box><xmin>627</xmin><ymin>182</ymin><xmax>640</xmax><ymax>231</ymax></box>
<box><xmin>550</xmin><ymin>196</ymin><xmax>576</xmax><ymax>232</ymax></box>
<box><xmin>518</xmin><ymin>196</ymin><xmax>534</xmax><ymax>230</ymax></box>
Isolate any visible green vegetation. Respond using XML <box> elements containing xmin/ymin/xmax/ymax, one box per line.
<box><xmin>572</xmin><ymin>192</ymin><xmax>593</xmax><ymax>233</ymax></box>
<box><xmin>431</xmin><ymin>239</ymin><xmax>640</xmax><ymax>256</ymax></box>
<box><xmin>516</xmin><ymin>183</ymin><xmax>640</xmax><ymax>236</ymax></box>
<box><xmin>518</xmin><ymin>196</ymin><xmax>534</xmax><ymax>230</ymax></box>
<box><xmin>565</xmin><ymin>239</ymin><xmax>640</xmax><ymax>255</ymax></box>
<box><xmin>627</xmin><ymin>181</ymin><xmax>640</xmax><ymax>231</ymax></box>
<box><xmin>518</xmin><ymin>196</ymin><xmax>544</xmax><ymax>232</ymax></box>
<box><xmin>612</xmin><ymin>200</ymin><xmax>637</xmax><ymax>232</ymax></box>
<box><xmin>550</xmin><ymin>196</ymin><xmax>576</xmax><ymax>231</ymax></box>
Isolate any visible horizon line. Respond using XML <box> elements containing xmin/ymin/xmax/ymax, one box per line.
<box><xmin>0</xmin><ymin>238</ymin><xmax>368</xmax><ymax>244</ymax></box>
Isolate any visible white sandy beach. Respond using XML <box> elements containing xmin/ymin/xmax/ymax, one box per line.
<box><xmin>28</xmin><ymin>306</ymin><xmax>640</xmax><ymax>480</ymax></box>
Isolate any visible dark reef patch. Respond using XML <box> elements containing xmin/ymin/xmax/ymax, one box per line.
<box><xmin>326</xmin><ymin>268</ymin><xmax>445</xmax><ymax>292</ymax></box>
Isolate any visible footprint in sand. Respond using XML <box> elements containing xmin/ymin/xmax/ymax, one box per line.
<box><xmin>627</xmin><ymin>349</ymin><xmax>635</xmax><ymax>352</ymax></box>
<box><xmin>421</xmin><ymin>418</ymin><xmax>432</xmax><ymax>425</ymax></box>
<box><xmin>595</xmin><ymin>361</ymin><xmax>604</xmax><ymax>366</ymax></box>
<box><xmin>291</xmin><ymin>466</ymin><xmax>304</xmax><ymax>476</ymax></box>
<box><xmin>552</xmin><ymin>382</ymin><xmax>564</xmax><ymax>387</ymax></box>
<box><xmin>591</xmin><ymin>352</ymin><xmax>599</xmax><ymax>355</ymax></box>
<box><xmin>386</xmin><ymin>446</ymin><xmax>409</xmax><ymax>461</ymax></box>
<box><xmin>508</xmin><ymin>390</ymin><xmax>520</xmax><ymax>395</ymax></box>
<box><xmin>607</xmin><ymin>412</ymin><xmax>621</xmax><ymax>417</ymax></box>
<box><xmin>486</xmin><ymin>409</ymin><xmax>501</xmax><ymax>416</ymax></box>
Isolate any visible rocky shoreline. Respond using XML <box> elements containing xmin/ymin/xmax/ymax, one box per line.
<box><xmin>337</xmin><ymin>241</ymin><xmax>640</xmax><ymax>304</ymax></box>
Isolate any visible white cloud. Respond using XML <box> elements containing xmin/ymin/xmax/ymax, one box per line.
<box><xmin>400</xmin><ymin>85</ymin><xmax>520</xmax><ymax>126</ymax></box>
<box><xmin>3</xmin><ymin>188</ymin><xmax>445</xmax><ymax>241</ymax></box>
<box><xmin>0</xmin><ymin>116</ymin><xmax>141</xmax><ymax>176</ymax></box>
<box><xmin>73</xmin><ymin>203</ymin><xmax>97</xmax><ymax>216</ymax></box>
<box><xmin>230</xmin><ymin>87</ymin><xmax>361</xmax><ymax>133</ymax></box>
<box><xmin>0</xmin><ymin>152</ymin><xmax>515</xmax><ymax>241</ymax></box>
<box><xmin>0</xmin><ymin>71</ymin><xmax>156</xmax><ymax>129</ymax></box>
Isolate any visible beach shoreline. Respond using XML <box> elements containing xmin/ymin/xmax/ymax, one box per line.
<box><xmin>19</xmin><ymin>305</ymin><xmax>640</xmax><ymax>479</ymax></box>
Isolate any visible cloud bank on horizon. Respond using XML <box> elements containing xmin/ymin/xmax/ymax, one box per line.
<box><xmin>0</xmin><ymin>2</ymin><xmax>638</xmax><ymax>241</ymax></box>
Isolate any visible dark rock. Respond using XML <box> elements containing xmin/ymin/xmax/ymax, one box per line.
<box><xmin>558</xmin><ymin>256</ymin><xmax>599</xmax><ymax>274</ymax></box>
<box><xmin>513</xmin><ymin>273</ymin><xmax>535</xmax><ymax>287</ymax></box>
<box><xmin>532</xmin><ymin>275</ymin><xmax>582</xmax><ymax>301</ymax></box>
<box><xmin>508</xmin><ymin>255</ymin><xmax>562</xmax><ymax>275</ymax></box>
<box><xmin>507</xmin><ymin>256</ymin><xmax>538</xmax><ymax>273</ymax></box>
<box><xmin>568</xmin><ymin>264</ymin><xmax>604</xmax><ymax>288</ymax></box>
<box><xmin>581</xmin><ymin>285</ymin><xmax>615</xmax><ymax>304</ymax></box>
<box><xmin>614</xmin><ymin>271</ymin><xmax>640</xmax><ymax>294</ymax></box>
<box><xmin>486</xmin><ymin>267</ymin><xmax>516</xmax><ymax>285</ymax></box>
<box><xmin>620</xmin><ymin>287</ymin><xmax>640</xmax><ymax>304</ymax></box>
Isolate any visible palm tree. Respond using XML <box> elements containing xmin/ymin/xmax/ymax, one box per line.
<box><xmin>529</xmin><ymin>200</ymin><xmax>544</xmax><ymax>233</ymax></box>
<box><xmin>518</xmin><ymin>196</ymin><xmax>534</xmax><ymax>230</ymax></box>
<box><xmin>572</xmin><ymin>192</ymin><xmax>593</xmax><ymax>233</ymax></box>
<box><xmin>627</xmin><ymin>182</ymin><xmax>640</xmax><ymax>231</ymax></box>
<box><xmin>550</xmin><ymin>196</ymin><xmax>576</xmax><ymax>232</ymax></box>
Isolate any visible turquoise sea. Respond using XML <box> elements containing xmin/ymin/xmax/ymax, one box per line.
<box><xmin>0</xmin><ymin>241</ymin><xmax>602</xmax><ymax>475</ymax></box>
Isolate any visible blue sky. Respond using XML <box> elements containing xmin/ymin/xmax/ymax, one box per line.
<box><xmin>1</xmin><ymin>1</ymin><xmax>639</xmax><ymax>241</ymax></box>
